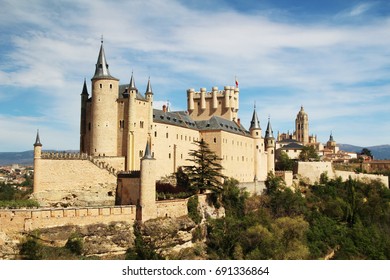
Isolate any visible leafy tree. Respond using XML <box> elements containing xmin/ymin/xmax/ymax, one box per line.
<box><xmin>298</xmin><ymin>145</ymin><xmax>320</xmax><ymax>161</ymax></box>
<box><xmin>276</xmin><ymin>151</ymin><xmax>294</xmax><ymax>171</ymax></box>
<box><xmin>183</xmin><ymin>139</ymin><xmax>225</xmax><ymax>194</ymax></box>
<box><xmin>264</xmin><ymin>172</ymin><xmax>285</xmax><ymax>195</ymax></box>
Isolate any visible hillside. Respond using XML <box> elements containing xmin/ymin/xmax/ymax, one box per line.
<box><xmin>338</xmin><ymin>144</ymin><xmax>390</xmax><ymax>160</ymax></box>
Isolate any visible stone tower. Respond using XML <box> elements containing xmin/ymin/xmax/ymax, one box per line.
<box><xmin>295</xmin><ymin>106</ymin><xmax>309</xmax><ymax>145</ymax></box>
<box><xmin>249</xmin><ymin>105</ymin><xmax>262</xmax><ymax>181</ymax></box>
<box><xmin>126</xmin><ymin>73</ymin><xmax>138</xmax><ymax>171</ymax></box>
<box><xmin>139</xmin><ymin>142</ymin><xmax>157</xmax><ymax>221</ymax></box>
<box><xmin>90</xmin><ymin>41</ymin><xmax>119</xmax><ymax>156</ymax></box>
<box><xmin>80</xmin><ymin>79</ymin><xmax>89</xmax><ymax>154</ymax></box>
<box><xmin>187</xmin><ymin>85</ymin><xmax>239</xmax><ymax>122</ymax></box>
<box><xmin>33</xmin><ymin>130</ymin><xmax>42</xmax><ymax>193</ymax></box>
<box><xmin>326</xmin><ymin>132</ymin><xmax>337</xmax><ymax>149</ymax></box>
<box><xmin>265</xmin><ymin>118</ymin><xmax>275</xmax><ymax>173</ymax></box>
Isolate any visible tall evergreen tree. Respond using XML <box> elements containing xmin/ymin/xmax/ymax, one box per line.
<box><xmin>183</xmin><ymin>139</ymin><xmax>225</xmax><ymax>194</ymax></box>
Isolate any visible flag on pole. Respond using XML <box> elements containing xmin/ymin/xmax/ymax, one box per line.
<box><xmin>235</xmin><ymin>76</ymin><xmax>239</xmax><ymax>87</ymax></box>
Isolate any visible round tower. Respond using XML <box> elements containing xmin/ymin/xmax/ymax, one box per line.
<box><xmin>265</xmin><ymin>117</ymin><xmax>275</xmax><ymax>173</ymax></box>
<box><xmin>249</xmin><ymin>105</ymin><xmax>262</xmax><ymax>181</ymax></box>
<box><xmin>126</xmin><ymin>72</ymin><xmax>138</xmax><ymax>171</ymax></box>
<box><xmin>145</xmin><ymin>78</ymin><xmax>154</xmax><ymax>142</ymax></box>
<box><xmin>139</xmin><ymin>142</ymin><xmax>157</xmax><ymax>221</ymax></box>
<box><xmin>295</xmin><ymin>106</ymin><xmax>309</xmax><ymax>145</ymax></box>
<box><xmin>90</xmin><ymin>41</ymin><xmax>119</xmax><ymax>157</ymax></box>
<box><xmin>33</xmin><ymin>130</ymin><xmax>42</xmax><ymax>193</ymax></box>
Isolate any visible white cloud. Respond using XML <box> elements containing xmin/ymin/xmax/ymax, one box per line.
<box><xmin>1</xmin><ymin>0</ymin><xmax>390</xmax><ymax>151</ymax></box>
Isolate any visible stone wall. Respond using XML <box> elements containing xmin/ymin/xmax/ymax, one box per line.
<box><xmin>335</xmin><ymin>170</ymin><xmax>388</xmax><ymax>187</ymax></box>
<box><xmin>295</xmin><ymin>162</ymin><xmax>334</xmax><ymax>184</ymax></box>
<box><xmin>156</xmin><ymin>199</ymin><xmax>188</xmax><ymax>218</ymax></box>
<box><xmin>0</xmin><ymin>205</ymin><xmax>136</xmax><ymax>234</ymax></box>
<box><xmin>275</xmin><ymin>170</ymin><xmax>293</xmax><ymax>187</ymax></box>
<box><xmin>33</xmin><ymin>157</ymin><xmax>118</xmax><ymax>207</ymax></box>
<box><xmin>296</xmin><ymin>161</ymin><xmax>389</xmax><ymax>187</ymax></box>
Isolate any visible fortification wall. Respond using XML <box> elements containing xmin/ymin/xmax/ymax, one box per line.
<box><xmin>296</xmin><ymin>162</ymin><xmax>389</xmax><ymax>187</ymax></box>
<box><xmin>275</xmin><ymin>170</ymin><xmax>293</xmax><ymax>187</ymax></box>
<box><xmin>335</xmin><ymin>170</ymin><xmax>389</xmax><ymax>188</ymax></box>
<box><xmin>0</xmin><ymin>206</ymin><xmax>136</xmax><ymax>234</ymax></box>
<box><xmin>295</xmin><ymin>162</ymin><xmax>334</xmax><ymax>184</ymax></box>
<box><xmin>34</xmin><ymin>157</ymin><xmax>117</xmax><ymax>207</ymax></box>
<box><xmin>156</xmin><ymin>199</ymin><xmax>188</xmax><ymax>218</ymax></box>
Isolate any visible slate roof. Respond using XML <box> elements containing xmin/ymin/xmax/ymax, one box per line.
<box><xmin>152</xmin><ymin>110</ymin><xmax>251</xmax><ymax>136</ymax></box>
<box><xmin>278</xmin><ymin>142</ymin><xmax>305</xmax><ymax>150</ymax></box>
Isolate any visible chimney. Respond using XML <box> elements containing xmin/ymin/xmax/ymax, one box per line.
<box><xmin>162</xmin><ymin>104</ymin><xmax>167</xmax><ymax>113</ymax></box>
<box><xmin>237</xmin><ymin>118</ymin><xmax>241</xmax><ymax>126</ymax></box>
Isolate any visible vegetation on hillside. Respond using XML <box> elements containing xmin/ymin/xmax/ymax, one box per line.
<box><xmin>0</xmin><ymin>182</ymin><xmax>38</xmax><ymax>208</ymax></box>
<box><xmin>206</xmin><ymin>174</ymin><xmax>390</xmax><ymax>260</ymax></box>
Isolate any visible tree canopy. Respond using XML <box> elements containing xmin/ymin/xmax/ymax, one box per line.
<box><xmin>182</xmin><ymin>139</ymin><xmax>225</xmax><ymax>194</ymax></box>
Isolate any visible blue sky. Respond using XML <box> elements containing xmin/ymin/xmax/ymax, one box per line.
<box><xmin>0</xmin><ymin>0</ymin><xmax>390</xmax><ymax>151</ymax></box>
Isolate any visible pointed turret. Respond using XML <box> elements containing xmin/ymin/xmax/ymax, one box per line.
<box><xmin>81</xmin><ymin>78</ymin><xmax>88</xmax><ymax>96</ymax></box>
<box><xmin>249</xmin><ymin>106</ymin><xmax>261</xmax><ymax>131</ymax></box>
<box><xmin>265</xmin><ymin>117</ymin><xmax>274</xmax><ymax>140</ymax></box>
<box><xmin>142</xmin><ymin>141</ymin><xmax>153</xmax><ymax>160</ymax></box>
<box><xmin>129</xmin><ymin>72</ymin><xmax>137</xmax><ymax>91</ymax></box>
<box><xmin>145</xmin><ymin>77</ymin><xmax>153</xmax><ymax>95</ymax></box>
<box><xmin>92</xmin><ymin>41</ymin><xmax>116</xmax><ymax>80</ymax></box>
<box><xmin>34</xmin><ymin>129</ymin><xmax>42</xmax><ymax>147</ymax></box>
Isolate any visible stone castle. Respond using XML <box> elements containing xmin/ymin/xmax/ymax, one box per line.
<box><xmin>31</xmin><ymin>41</ymin><xmax>276</xmax><ymax>221</ymax></box>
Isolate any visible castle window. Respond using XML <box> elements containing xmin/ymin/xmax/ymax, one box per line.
<box><xmin>99</xmin><ymin>84</ymin><xmax>102</xmax><ymax>89</ymax></box>
<box><xmin>88</xmin><ymin>122</ymin><xmax>91</xmax><ymax>131</ymax></box>
<box><xmin>256</xmin><ymin>132</ymin><xmax>259</xmax><ymax>136</ymax></box>
<box><xmin>213</xmin><ymin>138</ymin><xmax>216</xmax><ymax>143</ymax></box>
<box><xmin>256</xmin><ymin>145</ymin><xmax>259</xmax><ymax>149</ymax></box>
<box><xmin>185</xmin><ymin>136</ymin><xmax>187</xmax><ymax>141</ymax></box>
<box><xmin>169</xmin><ymin>153</ymin><xmax>171</xmax><ymax>159</ymax></box>
<box><xmin>154</xmin><ymin>131</ymin><xmax>157</xmax><ymax>137</ymax></box>
<box><xmin>139</xmin><ymin>151</ymin><xmax>143</xmax><ymax>157</ymax></box>
<box><xmin>110</xmin><ymin>84</ymin><xmax>112</xmax><ymax>89</ymax></box>
<box><xmin>166</xmin><ymin>133</ymin><xmax>169</xmax><ymax>138</ymax></box>
<box><xmin>140</xmin><ymin>121</ymin><xmax>144</xmax><ymax>128</ymax></box>
<box><xmin>181</xmin><ymin>154</ymin><xmax>183</xmax><ymax>159</ymax></box>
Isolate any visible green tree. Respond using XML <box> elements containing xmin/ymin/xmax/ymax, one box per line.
<box><xmin>299</xmin><ymin>145</ymin><xmax>320</xmax><ymax>161</ymax></box>
<box><xmin>183</xmin><ymin>139</ymin><xmax>225</xmax><ymax>194</ymax></box>
<box><xmin>276</xmin><ymin>151</ymin><xmax>294</xmax><ymax>171</ymax></box>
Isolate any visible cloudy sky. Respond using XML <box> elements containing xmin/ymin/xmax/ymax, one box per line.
<box><xmin>1</xmin><ymin>0</ymin><xmax>390</xmax><ymax>152</ymax></box>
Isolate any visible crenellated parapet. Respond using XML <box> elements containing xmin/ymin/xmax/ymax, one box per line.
<box><xmin>41</xmin><ymin>152</ymin><xmax>89</xmax><ymax>160</ymax></box>
<box><xmin>187</xmin><ymin>85</ymin><xmax>239</xmax><ymax>122</ymax></box>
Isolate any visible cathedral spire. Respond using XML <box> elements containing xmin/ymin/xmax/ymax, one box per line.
<box><xmin>92</xmin><ymin>41</ymin><xmax>115</xmax><ymax>80</ymax></box>
<box><xmin>265</xmin><ymin>117</ymin><xmax>274</xmax><ymax>139</ymax></box>
<box><xmin>34</xmin><ymin>129</ymin><xmax>42</xmax><ymax>147</ymax></box>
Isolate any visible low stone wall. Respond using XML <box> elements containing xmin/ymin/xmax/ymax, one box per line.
<box><xmin>335</xmin><ymin>170</ymin><xmax>389</xmax><ymax>187</ymax></box>
<box><xmin>296</xmin><ymin>161</ymin><xmax>389</xmax><ymax>187</ymax></box>
<box><xmin>0</xmin><ymin>205</ymin><xmax>136</xmax><ymax>234</ymax></box>
<box><xmin>156</xmin><ymin>199</ymin><xmax>188</xmax><ymax>218</ymax></box>
<box><xmin>239</xmin><ymin>181</ymin><xmax>266</xmax><ymax>195</ymax></box>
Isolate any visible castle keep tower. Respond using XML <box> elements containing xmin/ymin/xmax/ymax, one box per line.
<box><xmin>90</xmin><ymin>41</ymin><xmax>119</xmax><ymax>156</ymax></box>
<box><xmin>187</xmin><ymin>86</ymin><xmax>239</xmax><ymax>121</ymax></box>
<box><xmin>295</xmin><ymin>106</ymin><xmax>309</xmax><ymax>145</ymax></box>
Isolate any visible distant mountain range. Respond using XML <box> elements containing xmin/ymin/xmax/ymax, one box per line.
<box><xmin>338</xmin><ymin>144</ymin><xmax>390</xmax><ymax>160</ymax></box>
<box><xmin>1</xmin><ymin>145</ymin><xmax>390</xmax><ymax>166</ymax></box>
